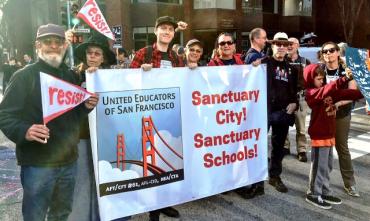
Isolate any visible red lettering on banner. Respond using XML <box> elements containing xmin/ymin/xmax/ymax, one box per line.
<box><xmin>85</xmin><ymin>0</ymin><xmax>97</xmax><ymax>8</ymax></box>
<box><xmin>83</xmin><ymin>0</ymin><xmax>111</xmax><ymax>34</ymax></box>
<box><xmin>193</xmin><ymin>128</ymin><xmax>261</xmax><ymax>148</ymax></box>
<box><xmin>216</xmin><ymin>107</ymin><xmax>247</xmax><ymax>125</ymax></box>
<box><xmin>191</xmin><ymin>90</ymin><xmax>260</xmax><ymax>106</ymax></box>
<box><xmin>49</xmin><ymin>87</ymin><xmax>58</xmax><ymax>105</ymax></box>
<box><xmin>203</xmin><ymin>144</ymin><xmax>258</xmax><ymax>168</ymax></box>
<box><xmin>48</xmin><ymin>87</ymin><xmax>86</xmax><ymax>106</ymax></box>
<box><xmin>88</xmin><ymin>7</ymin><xmax>98</xmax><ymax>16</ymax></box>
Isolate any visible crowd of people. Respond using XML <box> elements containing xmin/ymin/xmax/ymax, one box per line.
<box><xmin>0</xmin><ymin>14</ymin><xmax>365</xmax><ymax>221</ymax></box>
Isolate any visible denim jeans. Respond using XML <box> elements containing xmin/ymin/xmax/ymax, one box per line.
<box><xmin>20</xmin><ymin>162</ymin><xmax>77</xmax><ymax>221</ymax></box>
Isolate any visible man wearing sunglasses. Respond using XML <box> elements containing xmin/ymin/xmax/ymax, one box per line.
<box><xmin>284</xmin><ymin>37</ymin><xmax>311</xmax><ymax>163</ymax></box>
<box><xmin>208</xmin><ymin>33</ymin><xmax>244</xmax><ymax>66</ymax></box>
<box><xmin>0</xmin><ymin>24</ymin><xmax>99</xmax><ymax>221</ymax></box>
<box><xmin>265</xmin><ymin>32</ymin><xmax>298</xmax><ymax>193</ymax></box>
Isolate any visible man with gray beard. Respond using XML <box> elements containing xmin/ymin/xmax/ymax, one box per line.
<box><xmin>0</xmin><ymin>24</ymin><xmax>99</xmax><ymax>221</ymax></box>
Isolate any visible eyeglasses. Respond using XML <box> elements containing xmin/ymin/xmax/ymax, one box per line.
<box><xmin>189</xmin><ymin>48</ymin><xmax>202</xmax><ymax>54</ymax></box>
<box><xmin>86</xmin><ymin>50</ymin><xmax>103</xmax><ymax>57</ymax></box>
<box><xmin>321</xmin><ymin>48</ymin><xmax>337</xmax><ymax>54</ymax></box>
<box><xmin>40</xmin><ymin>37</ymin><xmax>65</xmax><ymax>47</ymax></box>
<box><xmin>273</xmin><ymin>42</ymin><xmax>290</xmax><ymax>47</ymax></box>
<box><xmin>218</xmin><ymin>41</ymin><xmax>234</xmax><ymax>46</ymax></box>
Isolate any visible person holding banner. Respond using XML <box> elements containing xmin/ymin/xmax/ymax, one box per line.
<box><xmin>130</xmin><ymin>15</ymin><xmax>186</xmax><ymax>221</ymax></box>
<box><xmin>236</xmin><ymin>28</ymin><xmax>267</xmax><ymax>200</ymax></box>
<box><xmin>208</xmin><ymin>32</ymin><xmax>244</xmax><ymax>66</ymax></box>
<box><xmin>68</xmin><ymin>32</ymin><xmax>116</xmax><ymax>221</ymax></box>
<box><xmin>130</xmin><ymin>16</ymin><xmax>186</xmax><ymax>70</ymax></box>
<box><xmin>319</xmin><ymin>42</ymin><xmax>360</xmax><ymax>197</ymax></box>
<box><xmin>184</xmin><ymin>39</ymin><xmax>204</xmax><ymax>67</ymax></box>
<box><xmin>0</xmin><ymin>24</ymin><xmax>99</xmax><ymax>221</ymax></box>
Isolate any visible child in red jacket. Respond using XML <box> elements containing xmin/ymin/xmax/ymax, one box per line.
<box><xmin>303</xmin><ymin>64</ymin><xmax>363</xmax><ymax>209</ymax></box>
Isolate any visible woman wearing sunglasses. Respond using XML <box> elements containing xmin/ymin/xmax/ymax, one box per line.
<box><xmin>319</xmin><ymin>41</ymin><xmax>360</xmax><ymax>198</ymax></box>
<box><xmin>208</xmin><ymin>32</ymin><xmax>244</xmax><ymax>66</ymax></box>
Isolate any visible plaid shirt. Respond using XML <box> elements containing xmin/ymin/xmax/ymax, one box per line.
<box><xmin>130</xmin><ymin>43</ymin><xmax>184</xmax><ymax>68</ymax></box>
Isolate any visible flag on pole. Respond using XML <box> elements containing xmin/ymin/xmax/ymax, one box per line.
<box><xmin>77</xmin><ymin>0</ymin><xmax>115</xmax><ymax>40</ymax></box>
<box><xmin>40</xmin><ymin>72</ymin><xmax>93</xmax><ymax>124</ymax></box>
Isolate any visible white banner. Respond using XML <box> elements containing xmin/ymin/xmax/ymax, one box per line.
<box><xmin>40</xmin><ymin>72</ymin><xmax>92</xmax><ymax>124</ymax></box>
<box><xmin>87</xmin><ymin>65</ymin><xmax>268</xmax><ymax>221</ymax></box>
<box><xmin>77</xmin><ymin>0</ymin><xmax>115</xmax><ymax>40</ymax></box>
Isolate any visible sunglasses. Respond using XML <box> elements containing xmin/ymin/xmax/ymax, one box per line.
<box><xmin>273</xmin><ymin>42</ymin><xmax>290</xmax><ymax>47</ymax></box>
<box><xmin>218</xmin><ymin>41</ymin><xmax>234</xmax><ymax>46</ymax></box>
<box><xmin>189</xmin><ymin>48</ymin><xmax>202</xmax><ymax>54</ymax></box>
<box><xmin>40</xmin><ymin>37</ymin><xmax>65</xmax><ymax>47</ymax></box>
<box><xmin>321</xmin><ymin>48</ymin><xmax>337</xmax><ymax>54</ymax></box>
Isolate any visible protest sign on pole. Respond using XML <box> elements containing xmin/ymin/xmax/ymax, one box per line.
<box><xmin>40</xmin><ymin>72</ymin><xmax>92</xmax><ymax>124</ymax></box>
<box><xmin>77</xmin><ymin>0</ymin><xmax>115</xmax><ymax>40</ymax></box>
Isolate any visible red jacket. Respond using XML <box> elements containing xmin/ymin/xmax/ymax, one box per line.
<box><xmin>208</xmin><ymin>54</ymin><xmax>244</xmax><ymax>66</ymax></box>
<box><xmin>303</xmin><ymin>64</ymin><xmax>363</xmax><ymax>141</ymax></box>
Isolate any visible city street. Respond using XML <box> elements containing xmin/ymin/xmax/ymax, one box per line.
<box><xmin>0</xmin><ymin>74</ymin><xmax>369</xmax><ymax>221</ymax></box>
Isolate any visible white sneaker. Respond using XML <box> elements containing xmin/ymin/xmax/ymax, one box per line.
<box><xmin>344</xmin><ymin>186</ymin><xmax>360</xmax><ymax>197</ymax></box>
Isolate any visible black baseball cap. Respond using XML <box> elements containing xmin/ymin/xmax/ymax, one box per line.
<box><xmin>155</xmin><ymin>16</ymin><xmax>178</xmax><ymax>29</ymax></box>
<box><xmin>36</xmin><ymin>24</ymin><xmax>65</xmax><ymax>40</ymax></box>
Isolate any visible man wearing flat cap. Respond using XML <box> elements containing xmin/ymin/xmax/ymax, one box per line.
<box><xmin>0</xmin><ymin>24</ymin><xmax>99</xmax><ymax>221</ymax></box>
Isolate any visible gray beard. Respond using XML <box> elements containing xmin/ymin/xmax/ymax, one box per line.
<box><xmin>38</xmin><ymin>50</ymin><xmax>65</xmax><ymax>68</ymax></box>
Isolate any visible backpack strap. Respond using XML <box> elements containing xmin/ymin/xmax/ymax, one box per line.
<box><xmin>169</xmin><ymin>49</ymin><xmax>179</xmax><ymax>67</ymax></box>
<box><xmin>144</xmin><ymin>46</ymin><xmax>153</xmax><ymax>64</ymax></box>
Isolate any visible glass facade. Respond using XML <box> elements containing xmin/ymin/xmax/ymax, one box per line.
<box><xmin>242</xmin><ymin>0</ymin><xmax>262</xmax><ymax>14</ymax></box>
<box><xmin>283</xmin><ymin>0</ymin><xmax>312</xmax><ymax>16</ymax></box>
<box><xmin>194</xmin><ymin>0</ymin><xmax>236</xmax><ymax>9</ymax></box>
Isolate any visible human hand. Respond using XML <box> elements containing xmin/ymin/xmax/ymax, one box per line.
<box><xmin>252</xmin><ymin>58</ymin><xmax>262</xmax><ymax>67</ymax></box>
<box><xmin>176</xmin><ymin>21</ymin><xmax>188</xmax><ymax>31</ymax></box>
<box><xmin>187</xmin><ymin>62</ymin><xmax>198</xmax><ymax>69</ymax></box>
<box><xmin>141</xmin><ymin>63</ymin><xmax>153</xmax><ymax>72</ymax></box>
<box><xmin>86</xmin><ymin>66</ymin><xmax>98</xmax><ymax>73</ymax></box>
<box><xmin>25</xmin><ymin>124</ymin><xmax>50</xmax><ymax>144</ymax></box>
<box><xmin>85</xmin><ymin>93</ymin><xmax>99</xmax><ymax>110</ymax></box>
<box><xmin>345</xmin><ymin>68</ymin><xmax>353</xmax><ymax>80</ymax></box>
<box><xmin>65</xmin><ymin>29</ymin><xmax>74</xmax><ymax>45</ymax></box>
<box><xmin>286</xmin><ymin>103</ymin><xmax>297</xmax><ymax>114</ymax></box>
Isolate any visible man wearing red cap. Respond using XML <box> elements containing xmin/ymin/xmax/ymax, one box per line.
<box><xmin>0</xmin><ymin>24</ymin><xmax>99</xmax><ymax>221</ymax></box>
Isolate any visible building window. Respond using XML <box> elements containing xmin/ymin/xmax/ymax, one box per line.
<box><xmin>133</xmin><ymin>27</ymin><xmax>156</xmax><ymax>50</ymax></box>
<box><xmin>194</xmin><ymin>0</ymin><xmax>236</xmax><ymax>9</ymax></box>
<box><xmin>242</xmin><ymin>0</ymin><xmax>262</xmax><ymax>15</ymax></box>
<box><xmin>262</xmin><ymin>0</ymin><xmax>278</xmax><ymax>14</ymax></box>
<box><xmin>132</xmin><ymin>26</ymin><xmax>181</xmax><ymax>50</ymax></box>
<box><xmin>283</xmin><ymin>0</ymin><xmax>312</xmax><ymax>16</ymax></box>
<box><xmin>131</xmin><ymin>0</ymin><xmax>182</xmax><ymax>4</ymax></box>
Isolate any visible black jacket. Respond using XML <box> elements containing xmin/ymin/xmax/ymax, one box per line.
<box><xmin>266</xmin><ymin>57</ymin><xmax>298</xmax><ymax>112</ymax></box>
<box><xmin>0</xmin><ymin>59</ymin><xmax>90</xmax><ymax>166</ymax></box>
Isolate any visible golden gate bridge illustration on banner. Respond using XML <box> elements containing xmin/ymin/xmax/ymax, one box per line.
<box><xmin>112</xmin><ymin>116</ymin><xmax>183</xmax><ymax>177</ymax></box>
